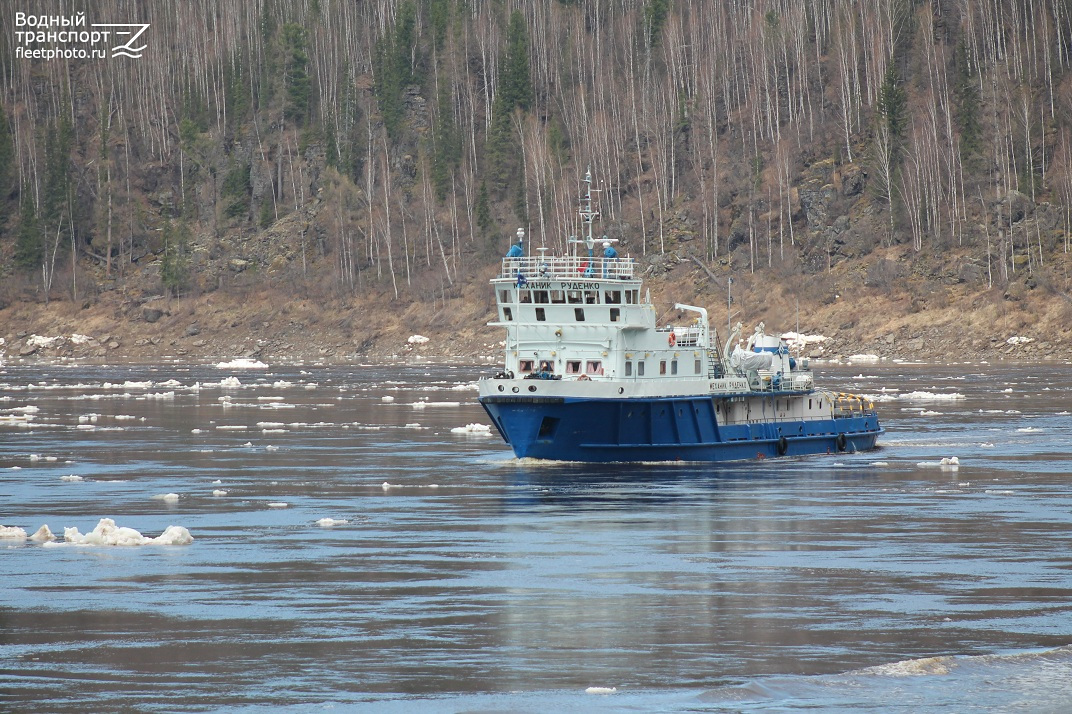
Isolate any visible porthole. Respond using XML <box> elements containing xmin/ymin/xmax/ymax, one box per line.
<box><xmin>512</xmin><ymin>386</ymin><xmax>519</xmax><ymax>393</ymax></box>
<box><xmin>528</xmin><ymin>385</ymin><xmax>537</xmax><ymax>392</ymax></box>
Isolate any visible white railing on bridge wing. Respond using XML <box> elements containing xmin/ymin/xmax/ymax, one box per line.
<box><xmin>500</xmin><ymin>256</ymin><xmax>635</xmax><ymax>280</ymax></box>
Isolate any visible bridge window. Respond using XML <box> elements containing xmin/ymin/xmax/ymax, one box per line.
<box><xmin>586</xmin><ymin>360</ymin><xmax>603</xmax><ymax>375</ymax></box>
<box><xmin>575</xmin><ymin>308</ymin><xmax>585</xmax><ymax>321</ymax></box>
<box><xmin>519</xmin><ymin>360</ymin><xmax>534</xmax><ymax>373</ymax></box>
<box><xmin>584</xmin><ymin>290</ymin><xmax>599</xmax><ymax>304</ymax></box>
<box><xmin>567</xmin><ymin>290</ymin><xmax>583</xmax><ymax>304</ymax></box>
<box><xmin>503</xmin><ymin>307</ymin><xmax>513</xmax><ymax>321</ymax></box>
<box><xmin>551</xmin><ymin>290</ymin><xmax>565</xmax><ymax>303</ymax></box>
<box><xmin>610</xmin><ymin>307</ymin><xmax>620</xmax><ymax>322</ymax></box>
<box><xmin>519</xmin><ymin>291</ymin><xmax>532</xmax><ymax>303</ymax></box>
<box><xmin>566</xmin><ymin>360</ymin><xmax>581</xmax><ymax>374</ymax></box>
<box><xmin>536</xmin><ymin>307</ymin><xmax>546</xmax><ymax>321</ymax></box>
<box><xmin>499</xmin><ymin>289</ymin><xmax>512</xmax><ymax>303</ymax></box>
<box><xmin>533</xmin><ymin>290</ymin><xmax>549</xmax><ymax>304</ymax></box>
<box><xmin>605</xmin><ymin>290</ymin><xmax>621</xmax><ymax>304</ymax></box>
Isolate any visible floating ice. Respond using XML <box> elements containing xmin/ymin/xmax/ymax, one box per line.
<box><xmin>407</xmin><ymin>335</ymin><xmax>430</xmax><ymax>345</ymax></box>
<box><xmin>316</xmin><ymin>518</ymin><xmax>348</xmax><ymax>527</ymax></box>
<box><xmin>585</xmin><ymin>687</ymin><xmax>617</xmax><ymax>695</ymax></box>
<box><xmin>152</xmin><ymin>493</ymin><xmax>180</xmax><ymax>503</ymax></box>
<box><xmin>901</xmin><ymin>391</ymin><xmax>966</xmax><ymax>401</ymax></box>
<box><xmin>267</xmin><ymin>502</ymin><xmax>288</xmax><ymax>508</ymax></box>
<box><xmin>0</xmin><ymin>525</ymin><xmax>27</xmax><ymax>539</ymax></box>
<box><xmin>271</xmin><ymin>380</ymin><xmax>294</xmax><ymax>388</ymax></box>
<box><xmin>60</xmin><ymin>474</ymin><xmax>84</xmax><ymax>482</ymax></box>
<box><xmin>1016</xmin><ymin>427</ymin><xmax>1040</xmax><ymax>433</ymax></box>
<box><xmin>31</xmin><ymin>524</ymin><xmax>54</xmax><ymax>542</ymax></box>
<box><xmin>212</xmin><ymin>489</ymin><xmax>228</xmax><ymax>497</ymax></box>
<box><xmin>451</xmin><ymin>423</ymin><xmax>493</xmax><ymax>435</ymax></box>
<box><xmin>847</xmin><ymin>354</ymin><xmax>881</xmax><ymax>363</ymax></box>
<box><xmin>381</xmin><ymin>395</ymin><xmax>395</xmax><ymax>402</ymax></box>
<box><xmin>869</xmin><ymin>461</ymin><xmax>890</xmax><ymax>466</ymax></box>
<box><xmin>216</xmin><ymin>358</ymin><xmax>269</xmax><ymax>369</ymax></box>
<box><xmin>985</xmin><ymin>489</ymin><xmax>1015</xmax><ymax>495</ymax></box>
<box><xmin>265</xmin><ymin>445</ymin><xmax>279</xmax><ymax>451</ymax></box>
<box><xmin>219</xmin><ymin>377</ymin><xmax>243</xmax><ymax>389</ymax></box>
<box><xmin>56</xmin><ymin>518</ymin><xmax>193</xmax><ymax>546</ymax></box>
<box><xmin>191</xmin><ymin>428</ymin><xmax>204</xmax><ymax>434</ymax></box>
<box><xmin>917</xmin><ymin>457</ymin><xmax>960</xmax><ymax>469</ymax></box>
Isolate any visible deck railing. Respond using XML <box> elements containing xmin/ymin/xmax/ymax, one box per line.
<box><xmin>499</xmin><ymin>256</ymin><xmax>636</xmax><ymax>280</ymax></box>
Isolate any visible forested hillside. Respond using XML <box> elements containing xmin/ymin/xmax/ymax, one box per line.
<box><xmin>1</xmin><ymin>0</ymin><xmax>1071</xmax><ymax>358</ymax></box>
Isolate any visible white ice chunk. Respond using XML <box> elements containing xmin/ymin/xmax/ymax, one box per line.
<box><xmin>216</xmin><ymin>358</ymin><xmax>269</xmax><ymax>369</ymax></box>
<box><xmin>316</xmin><ymin>518</ymin><xmax>349</xmax><ymax>527</ymax></box>
<box><xmin>212</xmin><ymin>489</ymin><xmax>228</xmax><ymax>497</ymax></box>
<box><xmin>60</xmin><ymin>474</ymin><xmax>84</xmax><ymax>482</ymax></box>
<box><xmin>267</xmin><ymin>502</ymin><xmax>288</xmax><ymax>508</ymax></box>
<box><xmin>451</xmin><ymin>423</ymin><xmax>493</xmax><ymax>435</ymax></box>
<box><xmin>0</xmin><ymin>525</ymin><xmax>27</xmax><ymax>539</ymax></box>
<box><xmin>152</xmin><ymin>493</ymin><xmax>180</xmax><ymax>502</ymax></box>
<box><xmin>61</xmin><ymin>518</ymin><xmax>193</xmax><ymax>546</ymax></box>
<box><xmin>30</xmin><ymin>524</ymin><xmax>54</xmax><ymax>542</ymax></box>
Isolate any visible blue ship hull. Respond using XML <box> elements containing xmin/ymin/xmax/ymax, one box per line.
<box><xmin>480</xmin><ymin>394</ymin><xmax>883</xmax><ymax>462</ymax></box>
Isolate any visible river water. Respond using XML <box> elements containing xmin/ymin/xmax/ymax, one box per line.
<box><xmin>2</xmin><ymin>360</ymin><xmax>1071</xmax><ymax>712</ymax></box>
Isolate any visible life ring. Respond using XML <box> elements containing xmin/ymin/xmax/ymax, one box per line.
<box><xmin>836</xmin><ymin>433</ymin><xmax>847</xmax><ymax>452</ymax></box>
<box><xmin>668</xmin><ymin>332</ymin><xmax>677</xmax><ymax>347</ymax></box>
<box><xmin>777</xmin><ymin>436</ymin><xmax>788</xmax><ymax>456</ymax></box>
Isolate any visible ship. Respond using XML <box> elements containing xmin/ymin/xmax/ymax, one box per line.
<box><xmin>477</xmin><ymin>169</ymin><xmax>882</xmax><ymax>462</ymax></box>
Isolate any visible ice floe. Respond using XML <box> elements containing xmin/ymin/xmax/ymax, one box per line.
<box><xmin>215</xmin><ymin>358</ymin><xmax>269</xmax><ymax>369</ymax></box>
<box><xmin>60</xmin><ymin>474</ymin><xmax>84</xmax><ymax>482</ymax></box>
<box><xmin>151</xmin><ymin>493</ymin><xmax>180</xmax><ymax>503</ymax></box>
<box><xmin>900</xmin><ymin>391</ymin><xmax>966</xmax><ymax>401</ymax></box>
<box><xmin>212</xmin><ymin>489</ymin><xmax>228</xmax><ymax>497</ymax></box>
<box><xmin>451</xmin><ymin>423</ymin><xmax>493</xmax><ymax>435</ymax></box>
<box><xmin>585</xmin><ymin>687</ymin><xmax>617</xmax><ymax>695</ymax></box>
<box><xmin>267</xmin><ymin>502</ymin><xmax>289</xmax><ymax>508</ymax></box>
<box><xmin>316</xmin><ymin>518</ymin><xmax>348</xmax><ymax>527</ymax></box>
<box><xmin>917</xmin><ymin>456</ymin><xmax>960</xmax><ymax>469</ymax></box>
<box><xmin>49</xmin><ymin>518</ymin><xmax>193</xmax><ymax>546</ymax></box>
